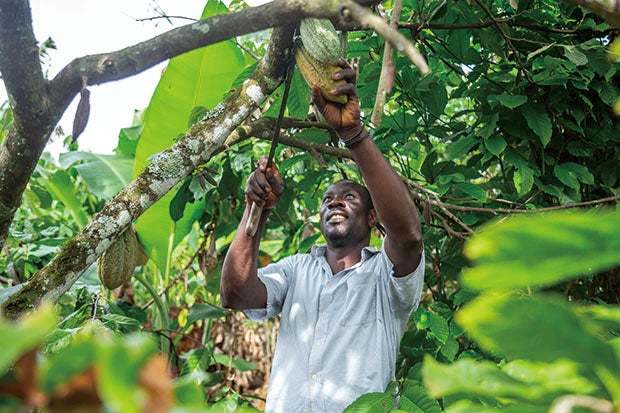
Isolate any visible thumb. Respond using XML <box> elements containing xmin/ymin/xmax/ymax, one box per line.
<box><xmin>311</xmin><ymin>87</ymin><xmax>327</xmax><ymax>114</ymax></box>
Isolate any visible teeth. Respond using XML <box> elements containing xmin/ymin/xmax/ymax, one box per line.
<box><xmin>329</xmin><ymin>215</ymin><xmax>346</xmax><ymax>223</ymax></box>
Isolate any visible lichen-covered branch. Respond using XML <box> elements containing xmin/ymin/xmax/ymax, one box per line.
<box><xmin>0</xmin><ymin>26</ymin><xmax>295</xmax><ymax>319</ymax></box>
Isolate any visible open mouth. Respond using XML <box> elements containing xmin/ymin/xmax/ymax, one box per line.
<box><xmin>327</xmin><ymin>211</ymin><xmax>348</xmax><ymax>224</ymax></box>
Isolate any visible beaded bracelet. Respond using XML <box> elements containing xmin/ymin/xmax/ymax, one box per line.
<box><xmin>341</xmin><ymin>129</ymin><xmax>370</xmax><ymax>148</ymax></box>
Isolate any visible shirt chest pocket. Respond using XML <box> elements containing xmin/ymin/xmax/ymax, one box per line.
<box><xmin>339</xmin><ymin>276</ymin><xmax>378</xmax><ymax>327</ymax></box>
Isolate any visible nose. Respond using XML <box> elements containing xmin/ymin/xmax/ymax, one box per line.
<box><xmin>327</xmin><ymin>196</ymin><xmax>345</xmax><ymax>209</ymax></box>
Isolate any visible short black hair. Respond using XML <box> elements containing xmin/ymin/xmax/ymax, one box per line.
<box><xmin>331</xmin><ymin>179</ymin><xmax>374</xmax><ymax>212</ymax></box>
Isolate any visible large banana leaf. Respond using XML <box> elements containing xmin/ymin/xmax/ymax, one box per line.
<box><xmin>132</xmin><ymin>0</ymin><xmax>246</xmax><ymax>271</ymax></box>
<box><xmin>59</xmin><ymin>151</ymin><xmax>133</xmax><ymax>200</ymax></box>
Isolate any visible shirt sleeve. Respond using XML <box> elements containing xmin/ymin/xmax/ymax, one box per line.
<box><xmin>243</xmin><ymin>256</ymin><xmax>295</xmax><ymax>321</ymax></box>
<box><xmin>377</xmin><ymin>239</ymin><xmax>425</xmax><ymax>317</ymax></box>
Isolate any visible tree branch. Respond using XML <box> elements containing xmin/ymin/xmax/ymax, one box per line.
<box><xmin>340</xmin><ymin>0</ymin><xmax>430</xmax><ymax>75</ymax></box>
<box><xmin>48</xmin><ymin>0</ymin><xmax>380</xmax><ymax>113</ymax></box>
<box><xmin>1</xmin><ymin>25</ymin><xmax>296</xmax><ymax>319</ymax></box>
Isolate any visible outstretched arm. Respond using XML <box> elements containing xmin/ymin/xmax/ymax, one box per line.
<box><xmin>312</xmin><ymin>62</ymin><xmax>423</xmax><ymax>276</ymax></box>
<box><xmin>220</xmin><ymin>158</ymin><xmax>284</xmax><ymax>309</ymax></box>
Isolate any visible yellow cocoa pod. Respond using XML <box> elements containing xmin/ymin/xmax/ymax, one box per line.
<box><xmin>295</xmin><ymin>43</ymin><xmax>348</xmax><ymax>105</ymax></box>
<box><xmin>299</xmin><ymin>18</ymin><xmax>345</xmax><ymax>65</ymax></box>
<box><xmin>98</xmin><ymin>226</ymin><xmax>147</xmax><ymax>289</ymax></box>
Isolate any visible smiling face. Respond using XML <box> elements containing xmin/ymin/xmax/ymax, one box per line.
<box><xmin>319</xmin><ymin>180</ymin><xmax>376</xmax><ymax>248</ymax></box>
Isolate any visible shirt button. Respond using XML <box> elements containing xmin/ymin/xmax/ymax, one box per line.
<box><xmin>312</xmin><ymin>374</ymin><xmax>319</xmax><ymax>381</ymax></box>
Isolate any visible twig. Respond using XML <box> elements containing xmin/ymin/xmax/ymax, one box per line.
<box><xmin>399</xmin><ymin>19</ymin><xmax>610</xmax><ymax>34</ymax></box>
<box><xmin>136</xmin><ymin>15</ymin><xmax>198</xmax><ymax>23</ymax></box>
<box><xmin>340</xmin><ymin>0</ymin><xmax>430</xmax><ymax>75</ymax></box>
<box><xmin>371</xmin><ymin>0</ymin><xmax>402</xmax><ymax>126</ymax></box>
<box><xmin>472</xmin><ymin>0</ymin><xmax>535</xmax><ymax>84</ymax></box>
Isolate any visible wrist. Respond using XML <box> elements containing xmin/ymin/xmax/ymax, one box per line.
<box><xmin>341</xmin><ymin>128</ymin><xmax>370</xmax><ymax>149</ymax></box>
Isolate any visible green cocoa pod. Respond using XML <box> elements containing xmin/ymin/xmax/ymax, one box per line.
<box><xmin>300</xmin><ymin>18</ymin><xmax>345</xmax><ymax>64</ymax></box>
<box><xmin>98</xmin><ymin>226</ymin><xmax>147</xmax><ymax>289</ymax></box>
<box><xmin>295</xmin><ymin>43</ymin><xmax>348</xmax><ymax>105</ymax></box>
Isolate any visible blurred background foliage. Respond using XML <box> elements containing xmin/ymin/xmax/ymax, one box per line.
<box><xmin>0</xmin><ymin>0</ymin><xmax>619</xmax><ymax>411</ymax></box>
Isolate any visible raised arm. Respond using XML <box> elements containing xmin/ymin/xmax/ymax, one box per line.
<box><xmin>312</xmin><ymin>62</ymin><xmax>423</xmax><ymax>276</ymax></box>
<box><xmin>220</xmin><ymin>157</ymin><xmax>284</xmax><ymax>309</ymax></box>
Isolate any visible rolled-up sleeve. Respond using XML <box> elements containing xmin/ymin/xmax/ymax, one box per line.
<box><xmin>378</xmin><ymin>240</ymin><xmax>425</xmax><ymax>317</ymax></box>
<box><xmin>244</xmin><ymin>257</ymin><xmax>294</xmax><ymax>321</ymax></box>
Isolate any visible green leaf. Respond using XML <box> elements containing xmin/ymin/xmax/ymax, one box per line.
<box><xmin>555</xmin><ymin>162</ymin><xmax>594</xmax><ymax>189</ymax></box>
<box><xmin>211</xmin><ymin>353</ymin><xmax>256</xmax><ymax>371</ymax></box>
<box><xmin>520</xmin><ymin>105</ymin><xmax>552</xmax><ymax>147</ymax></box>
<box><xmin>132</xmin><ymin>0</ymin><xmax>245</xmax><ymax>270</ymax></box>
<box><xmin>477</xmin><ymin>113</ymin><xmax>498</xmax><ymax>140</ymax></box>
<box><xmin>96</xmin><ymin>333</ymin><xmax>158</xmax><ymax>413</ymax></box>
<box><xmin>402</xmin><ymin>379</ymin><xmax>442</xmax><ymax>413</ymax></box>
<box><xmin>462</xmin><ymin>209</ymin><xmax>620</xmax><ymax>290</ymax></box>
<box><xmin>287</xmin><ymin>68</ymin><xmax>310</xmax><ymax>119</ymax></box>
<box><xmin>456</xmin><ymin>294</ymin><xmax>618</xmax><ymax>368</ymax></box>
<box><xmin>187</xmin><ymin>303</ymin><xmax>227</xmax><ymax>325</ymax></box>
<box><xmin>513</xmin><ymin>166</ymin><xmax>534</xmax><ymax>196</ymax></box>
<box><xmin>488</xmin><ymin>94</ymin><xmax>528</xmax><ymax>109</ymax></box>
<box><xmin>343</xmin><ymin>392</ymin><xmax>393</xmax><ymax>412</ymax></box>
<box><xmin>483</xmin><ymin>135</ymin><xmax>507</xmax><ymax>156</ymax></box>
<box><xmin>455</xmin><ymin>183</ymin><xmax>487</xmax><ymax>202</ymax></box>
<box><xmin>419</xmin><ymin>78</ymin><xmax>448</xmax><ymax>117</ymax></box>
<box><xmin>446</xmin><ymin>136</ymin><xmax>477</xmax><ymax>160</ymax></box>
<box><xmin>59</xmin><ymin>151</ymin><xmax>133</xmax><ymax>200</ymax></box>
<box><xmin>562</xmin><ymin>45</ymin><xmax>588</xmax><ymax>66</ymax></box>
<box><xmin>48</xmin><ymin>170</ymin><xmax>89</xmax><ymax>227</ymax></box>
<box><xmin>429</xmin><ymin>312</ymin><xmax>450</xmax><ymax>344</ymax></box>
<box><xmin>0</xmin><ymin>304</ymin><xmax>56</xmax><ymax>375</ymax></box>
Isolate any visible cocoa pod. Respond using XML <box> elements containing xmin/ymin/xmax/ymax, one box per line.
<box><xmin>295</xmin><ymin>43</ymin><xmax>348</xmax><ymax>105</ymax></box>
<box><xmin>98</xmin><ymin>226</ymin><xmax>147</xmax><ymax>289</ymax></box>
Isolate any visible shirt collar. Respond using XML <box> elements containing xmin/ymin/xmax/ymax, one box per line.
<box><xmin>310</xmin><ymin>244</ymin><xmax>380</xmax><ymax>262</ymax></box>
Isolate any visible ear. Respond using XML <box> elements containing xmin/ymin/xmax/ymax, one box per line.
<box><xmin>367</xmin><ymin>208</ymin><xmax>377</xmax><ymax>228</ymax></box>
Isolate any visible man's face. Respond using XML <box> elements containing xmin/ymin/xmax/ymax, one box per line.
<box><xmin>319</xmin><ymin>182</ymin><xmax>373</xmax><ymax>247</ymax></box>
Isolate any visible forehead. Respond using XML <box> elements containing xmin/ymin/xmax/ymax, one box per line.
<box><xmin>323</xmin><ymin>182</ymin><xmax>363</xmax><ymax>196</ymax></box>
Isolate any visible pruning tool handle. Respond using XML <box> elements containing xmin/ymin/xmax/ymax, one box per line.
<box><xmin>244</xmin><ymin>57</ymin><xmax>295</xmax><ymax>237</ymax></box>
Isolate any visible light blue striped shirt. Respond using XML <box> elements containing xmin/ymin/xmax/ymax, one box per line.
<box><xmin>245</xmin><ymin>241</ymin><xmax>425</xmax><ymax>413</ymax></box>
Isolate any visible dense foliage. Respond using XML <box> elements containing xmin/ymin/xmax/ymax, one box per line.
<box><xmin>1</xmin><ymin>0</ymin><xmax>619</xmax><ymax>411</ymax></box>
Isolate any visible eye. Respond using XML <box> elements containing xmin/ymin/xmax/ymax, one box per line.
<box><xmin>322</xmin><ymin>196</ymin><xmax>332</xmax><ymax>204</ymax></box>
<box><xmin>345</xmin><ymin>193</ymin><xmax>355</xmax><ymax>200</ymax></box>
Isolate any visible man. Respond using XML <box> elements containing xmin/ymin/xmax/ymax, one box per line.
<box><xmin>220</xmin><ymin>61</ymin><xmax>424</xmax><ymax>412</ymax></box>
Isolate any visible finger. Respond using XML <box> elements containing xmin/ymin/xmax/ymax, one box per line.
<box><xmin>257</xmin><ymin>156</ymin><xmax>268</xmax><ymax>172</ymax></box>
<box><xmin>266</xmin><ymin>167</ymin><xmax>284</xmax><ymax>195</ymax></box>
<box><xmin>332</xmin><ymin>68</ymin><xmax>356</xmax><ymax>82</ymax></box>
<box><xmin>311</xmin><ymin>86</ymin><xmax>327</xmax><ymax>113</ymax></box>
<box><xmin>255</xmin><ymin>169</ymin><xmax>272</xmax><ymax>193</ymax></box>
<box><xmin>337</xmin><ymin>58</ymin><xmax>352</xmax><ymax>70</ymax></box>
<box><xmin>246</xmin><ymin>186</ymin><xmax>265</xmax><ymax>206</ymax></box>
<box><xmin>331</xmin><ymin>83</ymin><xmax>356</xmax><ymax>97</ymax></box>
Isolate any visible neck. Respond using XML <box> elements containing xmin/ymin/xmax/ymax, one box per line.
<box><xmin>325</xmin><ymin>237</ymin><xmax>369</xmax><ymax>274</ymax></box>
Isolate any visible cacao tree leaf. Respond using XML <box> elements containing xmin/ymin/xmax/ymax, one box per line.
<box><xmin>343</xmin><ymin>392</ymin><xmax>393</xmax><ymax>412</ymax></box>
<box><xmin>462</xmin><ymin>209</ymin><xmax>620</xmax><ymax>290</ymax></box>
<box><xmin>520</xmin><ymin>105</ymin><xmax>552</xmax><ymax>147</ymax></box>
<box><xmin>488</xmin><ymin>94</ymin><xmax>528</xmax><ymax>109</ymax></box>
<box><xmin>456</xmin><ymin>294</ymin><xmax>618</xmax><ymax>368</ymax></box>
<box><xmin>186</xmin><ymin>303</ymin><xmax>227</xmax><ymax>325</ymax></box>
<box><xmin>402</xmin><ymin>379</ymin><xmax>442</xmax><ymax>413</ymax></box>
<box><xmin>562</xmin><ymin>45</ymin><xmax>588</xmax><ymax>66</ymax></box>
<box><xmin>0</xmin><ymin>304</ymin><xmax>56</xmax><ymax>375</ymax></box>
<box><xmin>287</xmin><ymin>68</ymin><xmax>310</xmax><ymax>119</ymax></box>
<box><xmin>513</xmin><ymin>166</ymin><xmax>534</xmax><ymax>196</ymax></box>
<box><xmin>483</xmin><ymin>135</ymin><xmax>507</xmax><ymax>156</ymax></box>
<box><xmin>132</xmin><ymin>0</ymin><xmax>245</xmax><ymax>270</ymax></box>
<box><xmin>211</xmin><ymin>353</ymin><xmax>256</xmax><ymax>372</ymax></box>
